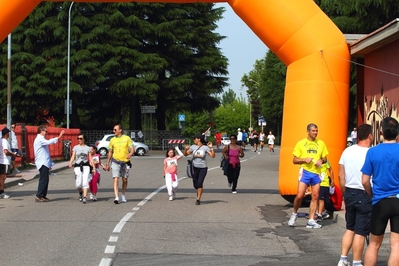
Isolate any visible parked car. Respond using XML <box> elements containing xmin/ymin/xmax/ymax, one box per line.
<box><xmin>95</xmin><ymin>134</ymin><xmax>149</xmax><ymax>156</ymax></box>
<box><xmin>221</xmin><ymin>136</ymin><xmax>231</xmax><ymax>146</ymax></box>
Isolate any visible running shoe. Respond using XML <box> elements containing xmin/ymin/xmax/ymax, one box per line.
<box><xmin>169</xmin><ymin>196</ymin><xmax>173</xmax><ymax>201</ymax></box>
<box><xmin>195</xmin><ymin>200</ymin><xmax>200</xmax><ymax>205</ymax></box>
<box><xmin>306</xmin><ymin>220</ymin><xmax>323</xmax><ymax>229</ymax></box>
<box><xmin>121</xmin><ymin>195</ymin><xmax>127</xmax><ymax>203</ymax></box>
<box><xmin>114</xmin><ymin>197</ymin><xmax>119</xmax><ymax>204</ymax></box>
<box><xmin>0</xmin><ymin>193</ymin><xmax>10</xmax><ymax>199</ymax></box>
<box><xmin>288</xmin><ymin>213</ymin><xmax>297</xmax><ymax>226</ymax></box>
<box><xmin>78</xmin><ymin>193</ymin><xmax>83</xmax><ymax>202</ymax></box>
<box><xmin>82</xmin><ymin>197</ymin><xmax>87</xmax><ymax>204</ymax></box>
<box><xmin>337</xmin><ymin>260</ymin><xmax>350</xmax><ymax>266</ymax></box>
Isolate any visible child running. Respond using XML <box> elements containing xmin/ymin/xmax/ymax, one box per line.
<box><xmin>163</xmin><ymin>147</ymin><xmax>183</xmax><ymax>201</ymax></box>
<box><xmin>88</xmin><ymin>145</ymin><xmax>105</xmax><ymax>201</ymax></box>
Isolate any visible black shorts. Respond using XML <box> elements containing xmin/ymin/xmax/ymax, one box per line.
<box><xmin>344</xmin><ymin>188</ymin><xmax>372</xmax><ymax>236</ymax></box>
<box><xmin>0</xmin><ymin>164</ymin><xmax>8</xmax><ymax>174</ymax></box>
<box><xmin>319</xmin><ymin>186</ymin><xmax>330</xmax><ymax>200</ymax></box>
<box><xmin>253</xmin><ymin>139</ymin><xmax>259</xmax><ymax>144</ymax></box>
<box><xmin>371</xmin><ymin>197</ymin><xmax>399</xmax><ymax>235</ymax></box>
<box><xmin>237</xmin><ymin>141</ymin><xmax>242</xmax><ymax>146</ymax></box>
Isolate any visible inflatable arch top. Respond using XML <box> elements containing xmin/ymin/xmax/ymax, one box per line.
<box><xmin>0</xmin><ymin>0</ymin><xmax>350</xmax><ymax>201</ymax></box>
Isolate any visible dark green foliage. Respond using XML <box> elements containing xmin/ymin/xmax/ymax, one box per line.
<box><xmin>0</xmin><ymin>2</ymin><xmax>228</xmax><ymax>129</ymax></box>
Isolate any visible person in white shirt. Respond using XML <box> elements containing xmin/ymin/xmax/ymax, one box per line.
<box><xmin>350</xmin><ymin>127</ymin><xmax>357</xmax><ymax>144</ymax></box>
<box><xmin>10</xmin><ymin>124</ymin><xmax>23</xmax><ymax>173</ymax></box>
<box><xmin>0</xmin><ymin>128</ymin><xmax>20</xmax><ymax>199</ymax></box>
<box><xmin>34</xmin><ymin>125</ymin><xmax>64</xmax><ymax>202</ymax></box>
<box><xmin>337</xmin><ymin>124</ymin><xmax>373</xmax><ymax>266</ymax></box>
<box><xmin>237</xmin><ymin>128</ymin><xmax>243</xmax><ymax>146</ymax></box>
<box><xmin>267</xmin><ymin>131</ymin><xmax>276</xmax><ymax>154</ymax></box>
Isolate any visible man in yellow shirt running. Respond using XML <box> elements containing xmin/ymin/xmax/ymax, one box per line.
<box><xmin>288</xmin><ymin>123</ymin><xmax>329</xmax><ymax>229</ymax></box>
<box><xmin>105</xmin><ymin>124</ymin><xmax>134</xmax><ymax>204</ymax></box>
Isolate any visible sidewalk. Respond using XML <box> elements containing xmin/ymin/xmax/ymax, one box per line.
<box><xmin>4</xmin><ymin>161</ymin><xmax>70</xmax><ymax>189</ymax></box>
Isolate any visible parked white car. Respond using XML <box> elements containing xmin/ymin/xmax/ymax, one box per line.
<box><xmin>221</xmin><ymin>136</ymin><xmax>231</xmax><ymax>146</ymax></box>
<box><xmin>95</xmin><ymin>134</ymin><xmax>149</xmax><ymax>156</ymax></box>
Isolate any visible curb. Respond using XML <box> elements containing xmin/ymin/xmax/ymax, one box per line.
<box><xmin>4</xmin><ymin>165</ymin><xmax>70</xmax><ymax>189</ymax></box>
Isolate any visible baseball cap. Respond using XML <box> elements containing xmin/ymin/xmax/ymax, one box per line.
<box><xmin>1</xmin><ymin>127</ymin><xmax>10</xmax><ymax>135</ymax></box>
<box><xmin>237</xmin><ymin>128</ymin><xmax>241</xmax><ymax>131</ymax></box>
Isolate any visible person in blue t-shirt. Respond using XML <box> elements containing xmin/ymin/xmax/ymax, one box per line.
<box><xmin>241</xmin><ymin>129</ymin><xmax>247</xmax><ymax>150</ymax></box>
<box><xmin>361</xmin><ymin>117</ymin><xmax>399</xmax><ymax>265</ymax></box>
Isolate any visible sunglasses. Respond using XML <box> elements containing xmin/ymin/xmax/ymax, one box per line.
<box><xmin>77</xmin><ymin>137</ymin><xmax>83</xmax><ymax>140</ymax></box>
<box><xmin>113</xmin><ymin>129</ymin><xmax>118</xmax><ymax>132</ymax></box>
<box><xmin>230</xmin><ymin>138</ymin><xmax>236</xmax><ymax>140</ymax></box>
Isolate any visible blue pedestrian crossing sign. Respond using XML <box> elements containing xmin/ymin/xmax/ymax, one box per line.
<box><xmin>178</xmin><ymin>114</ymin><xmax>185</xmax><ymax>122</ymax></box>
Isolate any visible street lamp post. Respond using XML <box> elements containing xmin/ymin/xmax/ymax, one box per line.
<box><xmin>66</xmin><ymin>1</ymin><xmax>74</xmax><ymax>129</ymax></box>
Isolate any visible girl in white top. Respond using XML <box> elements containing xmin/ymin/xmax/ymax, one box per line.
<box><xmin>259</xmin><ymin>131</ymin><xmax>265</xmax><ymax>151</ymax></box>
<box><xmin>163</xmin><ymin>147</ymin><xmax>183</xmax><ymax>201</ymax></box>
<box><xmin>267</xmin><ymin>131</ymin><xmax>276</xmax><ymax>154</ymax></box>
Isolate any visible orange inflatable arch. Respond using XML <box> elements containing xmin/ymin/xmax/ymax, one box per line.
<box><xmin>0</xmin><ymin>0</ymin><xmax>350</xmax><ymax>204</ymax></box>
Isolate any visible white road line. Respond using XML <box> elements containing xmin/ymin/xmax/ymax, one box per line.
<box><xmin>104</xmin><ymin>245</ymin><xmax>115</xmax><ymax>254</ymax></box>
<box><xmin>99</xmin><ymin>258</ymin><xmax>112</xmax><ymax>266</ymax></box>
<box><xmin>109</xmin><ymin>236</ymin><xmax>118</xmax><ymax>242</ymax></box>
<box><xmin>113</xmin><ymin>212</ymin><xmax>135</xmax><ymax>233</ymax></box>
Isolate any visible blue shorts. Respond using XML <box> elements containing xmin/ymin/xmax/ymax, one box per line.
<box><xmin>299</xmin><ymin>169</ymin><xmax>321</xmax><ymax>186</ymax></box>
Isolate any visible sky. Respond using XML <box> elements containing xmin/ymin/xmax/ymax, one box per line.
<box><xmin>214</xmin><ymin>3</ymin><xmax>268</xmax><ymax>100</ymax></box>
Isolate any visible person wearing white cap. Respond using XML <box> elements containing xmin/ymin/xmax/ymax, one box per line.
<box><xmin>237</xmin><ymin>128</ymin><xmax>243</xmax><ymax>146</ymax></box>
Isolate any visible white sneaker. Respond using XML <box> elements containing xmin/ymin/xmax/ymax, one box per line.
<box><xmin>288</xmin><ymin>213</ymin><xmax>297</xmax><ymax>226</ymax></box>
<box><xmin>121</xmin><ymin>195</ymin><xmax>127</xmax><ymax>203</ymax></box>
<box><xmin>232</xmin><ymin>191</ymin><xmax>237</xmax><ymax>194</ymax></box>
<box><xmin>92</xmin><ymin>195</ymin><xmax>97</xmax><ymax>201</ymax></box>
<box><xmin>306</xmin><ymin>220</ymin><xmax>323</xmax><ymax>229</ymax></box>
<box><xmin>15</xmin><ymin>168</ymin><xmax>21</xmax><ymax>173</ymax></box>
<box><xmin>89</xmin><ymin>193</ymin><xmax>93</xmax><ymax>200</ymax></box>
<box><xmin>169</xmin><ymin>196</ymin><xmax>173</xmax><ymax>201</ymax></box>
<box><xmin>0</xmin><ymin>193</ymin><xmax>10</xmax><ymax>199</ymax></box>
<box><xmin>337</xmin><ymin>260</ymin><xmax>350</xmax><ymax>266</ymax></box>
<box><xmin>114</xmin><ymin>197</ymin><xmax>119</xmax><ymax>204</ymax></box>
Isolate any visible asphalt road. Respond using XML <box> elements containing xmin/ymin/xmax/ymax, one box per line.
<box><xmin>0</xmin><ymin>147</ymin><xmax>390</xmax><ymax>266</ymax></box>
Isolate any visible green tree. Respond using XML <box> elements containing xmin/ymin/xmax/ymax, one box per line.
<box><xmin>213</xmin><ymin>99</ymin><xmax>249</xmax><ymax>135</ymax></box>
<box><xmin>0</xmin><ymin>3</ymin><xmax>228</xmax><ymax>129</ymax></box>
<box><xmin>220</xmin><ymin>88</ymin><xmax>236</xmax><ymax>106</ymax></box>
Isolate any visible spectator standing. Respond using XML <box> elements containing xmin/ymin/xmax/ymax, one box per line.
<box><xmin>68</xmin><ymin>134</ymin><xmax>93</xmax><ymax>204</ymax></box>
<box><xmin>10</xmin><ymin>124</ymin><xmax>23</xmax><ymax>174</ymax></box>
<box><xmin>0</xmin><ymin>128</ymin><xmax>19</xmax><ymax>199</ymax></box>
<box><xmin>34</xmin><ymin>126</ymin><xmax>65</xmax><ymax>202</ymax></box>
<box><xmin>222</xmin><ymin>134</ymin><xmax>244</xmax><ymax>193</ymax></box>
<box><xmin>362</xmin><ymin>117</ymin><xmax>399</xmax><ymax>266</ymax></box>
<box><xmin>184</xmin><ymin>133</ymin><xmax>215</xmax><ymax>205</ymax></box>
<box><xmin>267</xmin><ymin>131</ymin><xmax>275</xmax><ymax>154</ymax></box>
<box><xmin>163</xmin><ymin>147</ymin><xmax>183</xmax><ymax>201</ymax></box>
<box><xmin>337</xmin><ymin>123</ymin><xmax>373</xmax><ymax>266</ymax></box>
<box><xmin>288</xmin><ymin>123</ymin><xmax>328</xmax><ymax>229</ymax></box>
<box><xmin>105</xmin><ymin>124</ymin><xmax>134</xmax><ymax>204</ymax></box>
<box><xmin>351</xmin><ymin>127</ymin><xmax>358</xmax><ymax>145</ymax></box>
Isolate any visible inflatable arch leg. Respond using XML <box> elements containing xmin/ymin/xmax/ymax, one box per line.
<box><xmin>0</xmin><ymin>0</ymin><xmax>349</xmax><ymax>206</ymax></box>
